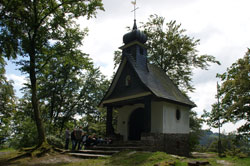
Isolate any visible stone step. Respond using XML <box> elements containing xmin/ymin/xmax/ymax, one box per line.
<box><xmin>87</xmin><ymin>145</ymin><xmax>145</xmax><ymax>151</ymax></box>
<box><xmin>73</xmin><ymin>149</ymin><xmax>119</xmax><ymax>155</ymax></box>
<box><xmin>102</xmin><ymin>142</ymin><xmax>145</xmax><ymax>147</ymax></box>
<box><xmin>68</xmin><ymin>153</ymin><xmax>110</xmax><ymax>159</ymax></box>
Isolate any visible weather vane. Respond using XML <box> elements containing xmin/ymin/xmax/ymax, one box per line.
<box><xmin>131</xmin><ymin>0</ymin><xmax>139</xmax><ymax>20</ymax></box>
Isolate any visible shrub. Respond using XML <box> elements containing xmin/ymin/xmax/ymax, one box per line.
<box><xmin>46</xmin><ymin>135</ymin><xmax>64</xmax><ymax>149</ymax></box>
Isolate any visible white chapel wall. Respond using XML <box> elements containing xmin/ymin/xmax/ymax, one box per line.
<box><xmin>151</xmin><ymin>101</ymin><xmax>163</xmax><ymax>133</ymax></box>
<box><xmin>163</xmin><ymin>102</ymin><xmax>190</xmax><ymax>134</ymax></box>
<box><xmin>116</xmin><ymin>104</ymin><xmax>144</xmax><ymax>141</ymax></box>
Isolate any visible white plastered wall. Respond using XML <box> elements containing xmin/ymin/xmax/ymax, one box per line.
<box><xmin>116</xmin><ymin>104</ymin><xmax>144</xmax><ymax>141</ymax></box>
<box><xmin>162</xmin><ymin>102</ymin><xmax>190</xmax><ymax>134</ymax></box>
<box><xmin>151</xmin><ymin>101</ymin><xmax>164</xmax><ymax>133</ymax></box>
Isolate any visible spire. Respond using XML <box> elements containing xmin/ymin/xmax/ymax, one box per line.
<box><xmin>133</xmin><ymin>19</ymin><xmax>137</xmax><ymax>30</ymax></box>
<box><xmin>131</xmin><ymin>0</ymin><xmax>139</xmax><ymax>21</ymax></box>
<box><xmin>122</xmin><ymin>0</ymin><xmax>147</xmax><ymax>45</ymax></box>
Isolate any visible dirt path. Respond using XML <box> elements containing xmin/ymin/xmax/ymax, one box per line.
<box><xmin>0</xmin><ymin>152</ymin><xmax>105</xmax><ymax>166</ymax></box>
<box><xmin>0</xmin><ymin>151</ymin><xmax>12</xmax><ymax>156</ymax></box>
<box><xmin>191</xmin><ymin>152</ymin><xmax>235</xmax><ymax>166</ymax></box>
<box><xmin>191</xmin><ymin>152</ymin><xmax>217</xmax><ymax>158</ymax></box>
<box><xmin>216</xmin><ymin>160</ymin><xmax>233</xmax><ymax>166</ymax></box>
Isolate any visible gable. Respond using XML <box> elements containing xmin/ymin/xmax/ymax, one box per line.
<box><xmin>107</xmin><ymin>59</ymin><xmax>149</xmax><ymax>100</ymax></box>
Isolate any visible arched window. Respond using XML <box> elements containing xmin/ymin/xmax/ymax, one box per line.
<box><xmin>125</xmin><ymin>75</ymin><xmax>131</xmax><ymax>86</ymax></box>
<box><xmin>176</xmin><ymin>109</ymin><xmax>181</xmax><ymax>120</ymax></box>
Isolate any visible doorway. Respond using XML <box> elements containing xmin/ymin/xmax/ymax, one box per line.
<box><xmin>128</xmin><ymin>108</ymin><xmax>145</xmax><ymax>140</ymax></box>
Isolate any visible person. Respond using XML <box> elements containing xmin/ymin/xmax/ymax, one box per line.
<box><xmin>92</xmin><ymin>134</ymin><xmax>98</xmax><ymax>146</ymax></box>
<box><xmin>71</xmin><ymin>128</ymin><xmax>76</xmax><ymax>150</ymax></box>
<box><xmin>75</xmin><ymin>126</ymin><xmax>83</xmax><ymax>150</ymax></box>
<box><xmin>65</xmin><ymin>128</ymin><xmax>70</xmax><ymax>150</ymax></box>
<box><xmin>82</xmin><ymin>132</ymin><xmax>88</xmax><ymax>148</ymax></box>
<box><xmin>85</xmin><ymin>135</ymin><xmax>92</xmax><ymax>148</ymax></box>
<box><xmin>97</xmin><ymin>136</ymin><xmax>104</xmax><ymax>145</ymax></box>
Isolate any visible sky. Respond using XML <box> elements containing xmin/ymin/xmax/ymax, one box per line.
<box><xmin>5</xmin><ymin>0</ymin><xmax>250</xmax><ymax>133</ymax></box>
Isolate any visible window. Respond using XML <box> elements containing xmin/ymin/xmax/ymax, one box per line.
<box><xmin>125</xmin><ymin>75</ymin><xmax>131</xmax><ymax>86</ymax></box>
<box><xmin>176</xmin><ymin>109</ymin><xmax>181</xmax><ymax>120</ymax></box>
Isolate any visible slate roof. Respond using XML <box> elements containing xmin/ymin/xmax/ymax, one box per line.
<box><xmin>125</xmin><ymin>53</ymin><xmax>196</xmax><ymax>108</ymax></box>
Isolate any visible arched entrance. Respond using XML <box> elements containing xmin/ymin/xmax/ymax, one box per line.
<box><xmin>128</xmin><ymin>108</ymin><xmax>145</xmax><ymax>140</ymax></box>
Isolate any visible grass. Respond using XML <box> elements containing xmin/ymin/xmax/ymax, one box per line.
<box><xmin>55</xmin><ymin>159</ymin><xmax>107</xmax><ymax>166</ymax></box>
<box><xmin>0</xmin><ymin>148</ymin><xmax>15</xmax><ymax>152</ymax></box>
<box><xmin>0</xmin><ymin>149</ymin><xmax>250</xmax><ymax>166</ymax></box>
<box><xmin>223</xmin><ymin>156</ymin><xmax>250</xmax><ymax>166</ymax></box>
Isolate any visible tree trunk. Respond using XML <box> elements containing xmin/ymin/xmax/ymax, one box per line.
<box><xmin>29</xmin><ymin>51</ymin><xmax>46</xmax><ymax>146</ymax></box>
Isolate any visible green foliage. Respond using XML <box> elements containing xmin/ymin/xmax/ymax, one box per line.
<box><xmin>189</xmin><ymin>110</ymin><xmax>204</xmax><ymax>151</ymax></box>
<box><xmin>198</xmin><ymin>131</ymin><xmax>250</xmax><ymax>157</ymax></box>
<box><xmin>46</xmin><ymin>135</ymin><xmax>64</xmax><ymax>149</ymax></box>
<box><xmin>0</xmin><ymin>0</ymin><xmax>104</xmax><ymax>145</ymax></box>
<box><xmin>204</xmin><ymin>48</ymin><xmax>250</xmax><ymax>135</ymax></box>
<box><xmin>78</xmin><ymin>107</ymin><xmax>114</xmax><ymax>137</ymax></box>
<box><xmin>0</xmin><ymin>57</ymin><xmax>16</xmax><ymax>146</ymax></box>
<box><xmin>10</xmin><ymin>117</ymin><xmax>38</xmax><ymax>148</ymax></box>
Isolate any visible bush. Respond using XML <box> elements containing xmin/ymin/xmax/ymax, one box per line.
<box><xmin>225</xmin><ymin>148</ymin><xmax>248</xmax><ymax>158</ymax></box>
<box><xmin>46</xmin><ymin>135</ymin><xmax>64</xmax><ymax>149</ymax></box>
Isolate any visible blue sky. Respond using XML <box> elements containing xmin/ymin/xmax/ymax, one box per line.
<box><xmin>5</xmin><ymin>0</ymin><xmax>250</xmax><ymax>133</ymax></box>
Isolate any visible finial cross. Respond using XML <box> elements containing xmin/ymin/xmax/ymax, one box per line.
<box><xmin>131</xmin><ymin>0</ymin><xmax>139</xmax><ymax>20</ymax></box>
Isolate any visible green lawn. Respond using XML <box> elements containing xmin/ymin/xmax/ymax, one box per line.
<box><xmin>0</xmin><ymin>149</ymin><xmax>249</xmax><ymax>166</ymax></box>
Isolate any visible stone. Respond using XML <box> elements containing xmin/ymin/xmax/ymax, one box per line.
<box><xmin>188</xmin><ymin>161</ymin><xmax>210</xmax><ymax>166</ymax></box>
<box><xmin>197</xmin><ymin>161</ymin><xmax>210</xmax><ymax>165</ymax></box>
<box><xmin>188</xmin><ymin>161</ymin><xmax>198</xmax><ymax>166</ymax></box>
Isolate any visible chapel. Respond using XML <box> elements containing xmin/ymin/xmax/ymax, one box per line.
<box><xmin>99</xmin><ymin>20</ymin><xmax>196</xmax><ymax>156</ymax></box>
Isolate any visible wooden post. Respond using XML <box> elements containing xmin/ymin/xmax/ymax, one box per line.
<box><xmin>106</xmin><ymin>106</ymin><xmax>114</xmax><ymax>136</ymax></box>
<box><xmin>144</xmin><ymin>96</ymin><xmax>151</xmax><ymax>133</ymax></box>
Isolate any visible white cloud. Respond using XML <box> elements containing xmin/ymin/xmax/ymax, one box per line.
<box><xmin>6</xmin><ymin>74</ymin><xmax>26</xmax><ymax>97</ymax></box>
<box><xmin>189</xmin><ymin>81</ymin><xmax>217</xmax><ymax>115</ymax></box>
<box><xmin>6</xmin><ymin>74</ymin><xmax>26</xmax><ymax>88</ymax></box>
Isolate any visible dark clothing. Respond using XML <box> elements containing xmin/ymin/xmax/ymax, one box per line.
<box><xmin>65</xmin><ymin>129</ymin><xmax>70</xmax><ymax>149</ymax></box>
<box><xmin>75</xmin><ymin>129</ymin><xmax>82</xmax><ymax>140</ymax></box>
<box><xmin>65</xmin><ymin>138</ymin><xmax>69</xmax><ymax>150</ymax></box>
<box><xmin>75</xmin><ymin>129</ymin><xmax>83</xmax><ymax>150</ymax></box>
<box><xmin>71</xmin><ymin>130</ymin><xmax>76</xmax><ymax>140</ymax></box>
<box><xmin>71</xmin><ymin>130</ymin><xmax>76</xmax><ymax>150</ymax></box>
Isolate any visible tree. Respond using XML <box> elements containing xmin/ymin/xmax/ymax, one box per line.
<box><xmin>0</xmin><ymin>0</ymin><xmax>104</xmax><ymax>146</ymax></box>
<box><xmin>189</xmin><ymin>110</ymin><xmax>204</xmax><ymax>151</ymax></box>
<box><xmin>39</xmin><ymin>62</ymin><xmax>110</xmax><ymax>135</ymax></box>
<box><xmin>10</xmin><ymin>96</ymin><xmax>38</xmax><ymax>148</ymax></box>
<box><xmin>114</xmin><ymin>14</ymin><xmax>220</xmax><ymax>93</ymax></box>
<box><xmin>34</xmin><ymin>28</ymin><xmax>92</xmax><ymax>135</ymax></box>
<box><xmin>204</xmin><ymin>49</ymin><xmax>250</xmax><ymax>135</ymax></box>
<box><xmin>0</xmin><ymin>57</ymin><xmax>16</xmax><ymax>146</ymax></box>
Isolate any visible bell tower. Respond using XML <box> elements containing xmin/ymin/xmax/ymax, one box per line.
<box><xmin>120</xmin><ymin>20</ymin><xmax>148</xmax><ymax>71</ymax></box>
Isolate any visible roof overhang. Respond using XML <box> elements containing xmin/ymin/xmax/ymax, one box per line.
<box><xmin>119</xmin><ymin>40</ymin><xmax>147</xmax><ymax>50</ymax></box>
<box><xmin>100</xmin><ymin>92</ymin><xmax>152</xmax><ymax>107</ymax></box>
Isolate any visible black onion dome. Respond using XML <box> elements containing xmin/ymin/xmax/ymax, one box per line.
<box><xmin>123</xmin><ymin>20</ymin><xmax>147</xmax><ymax>44</ymax></box>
